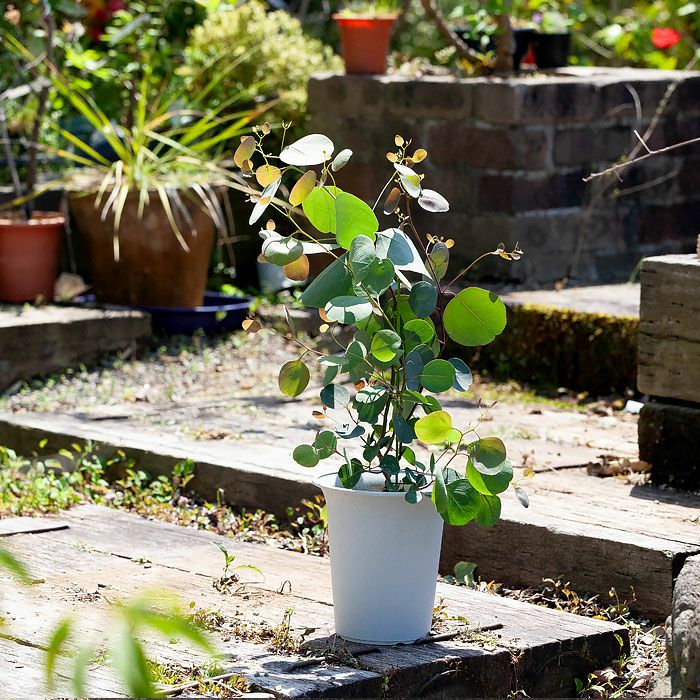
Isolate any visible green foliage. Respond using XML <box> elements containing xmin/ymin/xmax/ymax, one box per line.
<box><xmin>45</xmin><ymin>595</ymin><xmax>215</xmax><ymax>698</ymax></box>
<box><xmin>241</xmin><ymin>129</ymin><xmax>524</xmax><ymax>527</ymax></box>
<box><xmin>183</xmin><ymin>1</ymin><xmax>341</xmax><ymax>130</ymax></box>
<box><xmin>463</xmin><ymin>303</ymin><xmax>638</xmax><ymax>395</ymax></box>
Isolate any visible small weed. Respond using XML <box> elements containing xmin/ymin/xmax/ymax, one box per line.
<box><xmin>212</xmin><ymin>543</ymin><xmax>263</xmax><ymax>593</ymax></box>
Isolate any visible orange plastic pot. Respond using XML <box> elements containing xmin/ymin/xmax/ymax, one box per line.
<box><xmin>334</xmin><ymin>15</ymin><xmax>396</xmax><ymax>74</ymax></box>
<box><xmin>0</xmin><ymin>213</ymin><xmax>64</xmax><ymax>303</ymax></box>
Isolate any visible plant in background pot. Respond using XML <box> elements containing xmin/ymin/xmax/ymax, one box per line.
<box><xmin>240</xmin><ymin>128</ymin><xmax>528</xmax><ymax>645</ymax></box>
<box><xmin>333</xmin><ymin>0</ymin><xmax>400</xmax><ymax>74</ymax></box>
<box><xmin>8</xmin><ymin>32</ymin><xmax>263</xmax><ymax>308</ymax></box>
<box><xmin>0</xmin><ymin>1</ymin><xmax>71</xmax><ymax>303</ymax></box>
<box><xmin>532</xmin><ymin>10</ymin><xmax>572</xmax><ymax>68</ymax></box>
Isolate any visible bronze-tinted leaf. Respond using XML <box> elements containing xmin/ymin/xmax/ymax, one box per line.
<box><xmin>289</xmin><ymin>170</ymin><xmax>317</xmax><ymax>206</ymax></box>
<box><xmin>242</xmin><ymin>318</ymin><xmax>262</xmax><ymax>333</ymax></box>
<box><xmin>412</xmin><ymin>148</ymin><xmax>427</xmax><ymax>163</ymax></box>
<box><xmin>383</xmin><ymin>187</ymin><xmax>401</xmax><ymax>215</ymax></box>
<box><xmin>256</xmin><ymin>164</ymin><xmax>282</xmax><ymax>187</ymax></box>
<box><xmin>284</xmin><ymin>254</ymin><xmax>310</xmax><ymax>281</ymax></box>
<box><xmin>234</xmin><ymin>136</ymin><xmax>256</xmax><ymax>168</ymax></box>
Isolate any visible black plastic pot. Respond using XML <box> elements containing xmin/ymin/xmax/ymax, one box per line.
<box><xmin>533</xmin><ymin>32</ymin><xmax>571</xmax><ymax>69</ymax></box>
<box><xmin>513</xmin><ymin>28</ymin><xmax>536</xmax><ymax>70</ymax></box>
<box><xmin>453</xmin><ymin>27</ymin><xmax>495</xmax><ymax>53</ymax></box>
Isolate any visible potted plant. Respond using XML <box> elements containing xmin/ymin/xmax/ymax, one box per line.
<box><xmin>241</xmin><ymin>129</ymin><xmax>528</xmax><ymax>644</ymax></box>
<box><xmin>532</xmin><ymin>10</ymin><xmax>572</xmax><ymax>68</ymax></box>
<box><xmin>34</xmin><ymin>62</ymin><xmax>257</xmax><ymax>308</ymax></box>
<box><xmin>333</xmin><ymin>0</ymin><xmax>400</xmax><ymax>74</ymax></box>
<box><xmin>0</xmin><ymin>1</ymin><xmax>66</xmax><ymax>303</ymax></box>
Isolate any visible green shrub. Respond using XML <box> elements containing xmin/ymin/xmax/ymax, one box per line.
<box><xmin>184</xmin><ymin>1</ymin><xmax>341</xmax><ymax>130</ymax></box>
<box><xmin>456</xmin><ymin>303</ymin><xmax>639</xmax><ymax>396</ymax></box>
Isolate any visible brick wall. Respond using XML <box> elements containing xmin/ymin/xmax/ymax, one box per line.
<box><xmin>308</xmin><ymin>67</ymin><xmax>700</xmax><ymax>287</ymax></box>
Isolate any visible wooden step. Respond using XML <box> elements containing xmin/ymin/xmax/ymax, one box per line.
<box><xmin>1</xmin><ymin>411</ymin><xmax>697</xmax><ymax>622</ymax></box>
<box><xmin>0</xmin><ymin>304</ymin><xmax>150</xmax><ymax>391</ymax></box>
<box><xmin>0</xmin><ymin>505</ymin><xmax>628</xmax><ymax>698</ymax></box>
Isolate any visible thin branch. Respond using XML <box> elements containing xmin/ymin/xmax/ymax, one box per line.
<box><xmin>583</xmin><ymin>135</ymin><xmax>700</xmax><ymax>182</ymax></box>
<box><xmin>419</xmin><ymin>0</ymin><xmax>483</xmax><ymax>64</ymax></box>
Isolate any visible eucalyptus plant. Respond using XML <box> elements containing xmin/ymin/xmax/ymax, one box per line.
<box><xmin>241</xmin><ymin>128</ymin><xmax>527</xmax><ymax>527</ymax></box>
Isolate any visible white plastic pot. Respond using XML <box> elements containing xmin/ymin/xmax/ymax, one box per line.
<box><xmin>314</xmin><ymin>471</ymin><xmax>444</xmax><ymax>645</ymax></box>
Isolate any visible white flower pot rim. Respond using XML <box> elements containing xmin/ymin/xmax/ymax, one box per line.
<box><xmin>313</xmin><ymin>471</ymin><xmax>432</xmax><ymax>498</ymax></box>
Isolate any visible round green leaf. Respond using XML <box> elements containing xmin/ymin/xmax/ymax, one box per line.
<box><xmin>415</xmin><ymin>410</ymin><xmax>452</xmax><ymax>444</ymax></box>
<box><xmin>302</xmin><ymin>186</ymin><xmax>339</xmax><ymax>234</ymax></box>
<box><xmin>293</xmin><ymin>444</ymin><xmax>319</xmax><ymax>467</ymax></box>
<box><xmin>301</xmin><ymin>254</ymin><xmax>352</xmax><ymax>308</ymax></box>
<box><xmin>471</xmin><ymin>437</ymin><xmax>508</xmax><ymax>476</ymax></box>
<box><xmin>335</xmin><ymin>191</ymin><xmax>379</xmax><ymax>250</ymax></box>
<box><xmin>363</xmin><ymin>258</ymin><xmax>395</xmax><ymax>296</ymax></box>
<box><xmin>325</xmin><ymin>295</ymin><xmax>373</xmax><ymax>324</ymax></box>
<box><xmin>428</xmin><ymin>242</ymin><xmax>449</xmax><ymax>280</ymax></box>
<box><xmin>320</xmin><ymin>383</ymin><xmax>351</xmax><ymax>409</ymax></box>
<box><xmin>404</xmin><ymin>319</ymin><xmax>435</xmax><ymax>352</ymax></box>
<box><xmin>280</xmin><ymin>133</ymin><xmax>334</xmax><ymax>166</ymax></box>
<box><xmin>420</xmin><ymin>359</ymin><xmax>455</xmax><ymax>393</ymax></box>
<box><xmin>278</xmin><ymin>359</ymin><xmax>310</xmax><ymax>397</ymax></box>
<box><xmin>475</xmin><ymin>494</ymin><xmax>501</xmax><ymax>527</ymax></box>
<box><xmin>370</xmin><ymin>330</ymin><xmax>402</xmax><ymax>363</ymax></box>
<box><xmin>409</xmin><ymin>281</ymin><xmax>438</xmax><ymax>318</ymax></box>
<box><xmin>432</xmin><ymin>469</ymin><xmax>480</xmax><ymax>525</ymax></box>
<box><xmin>314</xmin><ymin>430</ymin><xmax>337</xmax><ymax>459</ymax></box>
<box><xmin>448</xmin><ymin>358</ymin><xmax>473</xmax><ymax>392</ymax></box>
<box><xmin>466</xmin><ymin>458</ymin><xmax>513</xmax><ymax>495</ymax></box>
<box><xmin>443</xmin><ymin>288</ymin><xmax>507</xmax><ymax>347</ymax></box>
<box><xmin>348</xmin><ymin>235</ymin><xmax>377</xmax><ymax>281</ymax></box>
<box><xmin>392</xmin><ymin>414</ymin><xmax>415</xmax><ymax>444</ymax></box>
<box><xmin>262</xmin><ymin>236</ymin><xmax>303</xmax><ymax>265</ymax></box>
<box><xmin>379</xmin><ymin>454</ymin><xmax>400</xmax><ymax>476</ymax></box>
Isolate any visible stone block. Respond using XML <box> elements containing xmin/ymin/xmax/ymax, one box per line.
<box><xmin>426</xmin><ymin>123</ymin><xmax>552</xmax><ymax>170</ymax></box>
<box><xmin>386</xmin><ymin>76</ymin><xmax>473</xmax><ymax>118</ymax></box>
<box><xmin>671</xmin><ymin>554</ymin><xmax>700</xmax><ymax>694</ymax></box>
<box><xmin>639</xmin><ymin>401</ymin><xmax>700</xmax><ymax>491</ymax></box>
<box><xmin>477</xmin><ymin>170</ymin><xmax>585</xmax><ymax>213</ymax></box>
<box><xmin>640</xmin><ymin>200</ymin><xmax>700</xmax><ymax>245</ymax></box>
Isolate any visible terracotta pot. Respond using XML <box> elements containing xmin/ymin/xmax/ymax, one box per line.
<box><xmin>0</xmin><ymin>213</ymin><xmax>64</xmax><ymax>303</ymax></box>
<box><xmin>70</xmin><ymin>189</ymin><xmax>215</xmax><ymax>307</ymax></box>
<box><xmin>334</xmin><ymin>15</ymin><xmax>396</xmax><ymax>74</ymax></box>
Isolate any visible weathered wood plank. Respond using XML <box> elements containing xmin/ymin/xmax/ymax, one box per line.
<box><xmin>0</xmin><ymin>305</ymin><xmax>151</xmax><ymax>391</ymax></box>
<box><xmin>0</xmin><ymin>516</ymin><xmax>68</xmax><ymax>537</ymax></box>
<box><xmin>0</xmin><ymin>505</ymin><xmax>628</xmax><ymax>698</ymax></box>
<box><xmin>638</xmin><ymin>254</ymin><xmax>700</xmax><ymax>402</ymax></box>
<box><xmin>0</xmin><ymin>409</ymin><xmax>696</xmax><ymax>621</ymax></box>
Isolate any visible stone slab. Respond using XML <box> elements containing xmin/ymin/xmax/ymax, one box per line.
<box><xmin>0</xmin><ymin>504</ymin><xmax>628</xmax><ymax>698</ymax></box>
<box><xmin>0</xmin><ymin>410</ymin><xmax>697</xmax><ymax>621</ymax></box>
<box><xmin>0</xmin><ymin>304</ymin><xmax>151</xmax><ymax>391</ymax></box>
<box><xmin>502</xmin><ymin>283</ymin><xmax>640</xmax><ymax>318</ymax></box>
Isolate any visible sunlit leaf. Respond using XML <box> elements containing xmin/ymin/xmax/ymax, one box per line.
<box><xmin>280</xmin><ymin>133</ymin><xmax>334</xmax><ymax>166</ymax></box>
<box><xmin>249</xmin><ymin>178</ymin><xmax>281</xmax><ymax>225</ymax></box>
<box><xmin>418</xmin><ymin>189</ymin><xmax>449</xmax><ymax>213</ymax></box>
<box><xmin>284</xmin><ymin>255</ymin><xmax>310</xmax><ymax>281</ymax></box>
<box><xmin>383</xmin><ymin>186</ymin><xmax>401</xmax><ymax>214</ymax></box>
<box><xmin>256</xmin><ymin>164</ymin><xmax>282</xmax><ymax>187</ymax></box>
<box><xmin>415</xmin><ymin>410</ymin><xmax>452</xmax><ymax>444</ymax></box>
<box><xmin>331</xmin><ymin>149</ymin><xmax>353</xmax><ymax>172</ymax></box>
<box><xmin>394</xmin><ymin>163</ymin><xmax>421</xmax><ymax>198</ymax></box>
<box><xmin>443</xmin><ymin>288</ymin><xmax>506</xmax><ymax>347</ymax></box>
<box><xmin>234</xmin><ymin>135</ymin><xmax>256</xmax><ymax>168</ymax></box>
<box><xmin>278</xmin><ymin>359</ymin><xmax>310</xmax><ymax>397</ymax></box>
<box><xmin>289</xmin><ymin>170</ymin><xmax>317</xmax><ymax>206</ymax></box>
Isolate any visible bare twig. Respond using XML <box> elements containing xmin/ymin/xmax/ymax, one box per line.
<box><xmin>583</xmin><ymin>135</ymin><xmax>700</xmax><ymax>182</ymax></box>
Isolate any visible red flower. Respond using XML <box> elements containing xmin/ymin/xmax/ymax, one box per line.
<box><xmin>651</xmin><ymin>27</ymin><xmax>681</xmax><ymax>50</ymax></box>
